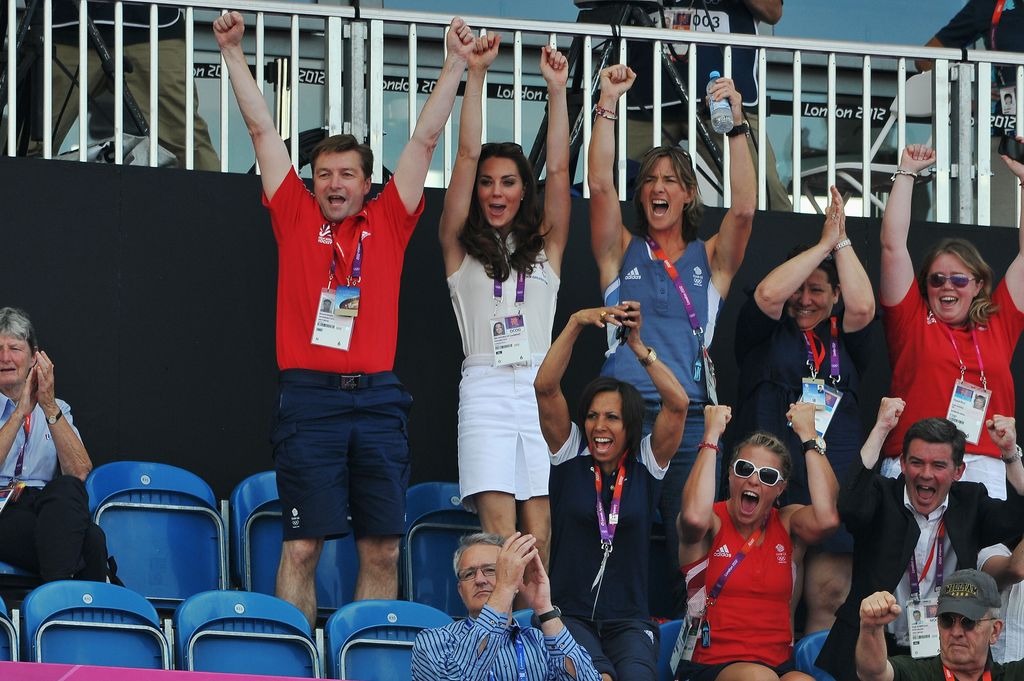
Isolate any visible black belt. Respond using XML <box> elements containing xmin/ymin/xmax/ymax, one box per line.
<box><xmin>279</xmin><ymin>369</ymin><xmax>401</xmax><ymax>391</ymax></box>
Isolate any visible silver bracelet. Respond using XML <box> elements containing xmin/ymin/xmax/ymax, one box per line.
<box><xmin>833</xmin><ymin>238</ymin><xmax>852</xmax><ymax>253</ymax></box>
<box><xmin>890</xmin><ymin>168</ymin><xmax>918</xmax><ymax>181</ymax></box>
<box><xmin>1002</xmin><ymin>444</ymin><xmax>1023</xmax><ymax>464</ymax></box>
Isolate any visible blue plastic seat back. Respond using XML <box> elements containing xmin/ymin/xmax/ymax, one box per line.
<box><xmin>230</xmin><ymin>471</ymin><xmax>358</xmax><ymax>610</ymax></box>
<box><xmin>0</xmin><ymin>594</ymin><xmax>15</xmax><ymax>662</ymax></box>
<box><xmin>324</xmin><ymin>600</ymin><xmax>452</xmax><ymax>680</ymax></box>
<box><xmin>658</xmin><ymin>620</ymin><xmax>683</xmax><ymax>681</ymax></box>
<box><xmin>794</xmin><ymin>629</ymin><xmax>837</xmax><ymax>681</ymax></box>
<box><xmin>85</xmin><ymin>461</ymin><xmax>225</xmax><ymax>606</ymax></box>
<box><xmin>21</xmin><ymin>580</ymin><xmax>167</xmax><ymax>669</ymax></box>
<box><xmin>402</xmin><ymin>482</ymin><xmax>480</xmax><ymax>616</ymax></box>
<box><xmin>174</xmin><ymin>590</ymin><xmax>317</xmax><ymax>677</ymax></box>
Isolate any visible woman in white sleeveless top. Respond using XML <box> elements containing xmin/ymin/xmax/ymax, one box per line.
<box><xmin>439</xmin><ymin>31</ymin><xmax>570</xmax><ymax>564</ymax></box>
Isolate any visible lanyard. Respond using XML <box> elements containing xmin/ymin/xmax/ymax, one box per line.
<box><xmin>464</xmin><ymin>619</ymin><xmax>527</xmax><ymax>681</ymax></box>
<box><xmin>803</xmin><ymin>317</ymin><xmax>841</xmax><ymax>384</ymax></box>
<box><xmin>591</xmin><ymin>459</ymin><xmax>627</xmax><ymax>613</ymax></box>
<box><xmin>12</xmin><ymin>413</ymin><xmax>31</xmax><ymax>480</ymax></box>
<box><xmin>493</xmin><ymin>271</ymin><xmax>526</xmax><ymax>305</ymax></box>
<box><xmin>943</xmin><ymin>666</ymin><xmax>992</xmax><ymax>681</ymax></box>
<box><xmin>941</xmin><ymin>323</ymin><xmax>987</xmax><ymax>389</ymax></box>
<box><xmin>705</xmin><ymin>517</ymin><xmax>766</xmax><ymax>612</ymax></box>
<box><xmin>908</xmin><ymin>519</ymin><xmax>945</xmax><ymax>601</ymax></box>
<box><xmin>991</xmin><ymin>0</ymin><xmax>1007</xmax><ymax>50</ymax></box>
<box><xmin>327</xmin><ymin>227</ymin><xmax>366</xmax><ymax>288</ymax></box>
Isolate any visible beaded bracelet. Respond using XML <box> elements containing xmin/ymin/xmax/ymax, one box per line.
<box><xmin>890</xmin><ymin>168</ymin><xmax>918</xmax><ymax>181</ymax></box>
<box><xmin>698</xmin><ymin>441</ymin><xmax>721</xmax><ymax>455</ymax></box>
<box><xmin>594</xmin><ymin>105</ymin><xmax>618</xmax><ymax>121</ymax></box>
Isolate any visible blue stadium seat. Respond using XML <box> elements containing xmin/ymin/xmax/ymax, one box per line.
<box><xmin>324</xmin><ymin>599</ymin><xmax>451</xmax><ymax>680</ymax></box>
<box><xmin>402</xmin><ymin>481</ymin><xmax>480</xmax><ymax>616</ymax></box>
<box><xmin>230</xmin><ymin>471</ymin><xmax>357</xmax><ymax>612</ymax></box>
<box><xmin>21</xmin><ymin>580</ymin><xmax>169</xmax><ymax>668</ymax></box>
<box><xmin>173</xmin><ymin>590</ymin><xmax>319</xmax><ymax>677</ymax></box>
<box><xmin>658</xmin><ymin>619</ymin><xmax>683</xmax><ymax>681</ymax></box>
<box><xmin>85</xmin><ymin>461</ymin><xmax>227</xmax><ymax>607</ymax></box>
<box><xmin>0</xmin><ymin>594</ymin><xmax>16</xmax><ymax>661</ymax></box>
<box><xmin>795</xmin><ymin>629</ymin><xmax>837</xmax><ymax>681</ymax></box>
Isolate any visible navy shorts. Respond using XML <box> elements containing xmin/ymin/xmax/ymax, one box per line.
<box><xmin>675</xmin><ymin>656</ymin><xmax>797</xmax><ymax>681</ymax></box>
<box><xmin>270</xmin><ymin>369</ymin><xmax>413</xmax><ymax>541</ymax></box>
<box><xmin>561</xmin><ymin>615</ymin><xmax>659</xmax><ymax>680</ymax></box>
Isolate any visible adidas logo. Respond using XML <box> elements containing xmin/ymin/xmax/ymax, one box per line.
<box><xmin>624</xmin><ymin>267</ymin><xmax>642</xmax><ymax>281</ymax></box>
<box><xmin>713</xmin><ymin>544</ymin><xmax>732</xmax><ymax>558</ymax></box>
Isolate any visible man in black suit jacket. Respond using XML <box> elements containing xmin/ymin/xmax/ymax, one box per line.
<box><xmin>816</xmin><ymin>397</ymin><xmax>1024</xmax><ymax>680</ymax></box>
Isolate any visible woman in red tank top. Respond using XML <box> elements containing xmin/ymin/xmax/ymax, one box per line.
<box><xmin>674</xmin><ymin>403</ymin><xmax>840</xmax><ymax>681</ymax></box>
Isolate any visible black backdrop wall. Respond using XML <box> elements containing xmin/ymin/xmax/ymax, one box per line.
<box><xmin>3</xmin><ymin>155</ymin><xmax>1023</xmax><ymax>498</ymax></box>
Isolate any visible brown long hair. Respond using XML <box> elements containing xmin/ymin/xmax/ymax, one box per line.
<box><xmin>916</xmin><ymin>238</ymin><xmax>997</xmax><ymax>326</ymax></box>
<box><xmin>458</xmin><ymin>143</ymin><xmax>545</xmax><ymax>281</ymax></box>
<box><xmin>630</xmin><ymin>145</ymin><xmax>704</xmax><ymax>241</ymax></box>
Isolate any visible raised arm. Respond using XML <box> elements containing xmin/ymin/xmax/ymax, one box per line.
<box><xmin>621</xmin><ymin>303</ymin><xmax>689</xmax><ymax>467</ymax></box>
<box><xmin>677</xmin><ymin>405</ymin><xmax>730</xmax><ymax>566</ymax></box>
<box><xmin>999</xmin><ymin>137</ymin><xmax>1024</xmax><ymax>312</ymax></box>
<box><xmin>587</xmin><ymin>65</ymin><xmax>635</xmax><ymax>292</ymax></box>
<box><xmin>535</xmin><ymin>305</ymin><xmax>627</xmax><ymax>452</ymax></box>
<box><xmin>537</xmin><ymin>45</ymin><xmax>571</xmax><ymax>273</ymax></box>
<box><xmin>393</xmin><ymin>17</ymin><xmax>474</xmax><ymax>214</ymax></box>
<box><xmin>880</xmin><ymin>145</ymin><xmax>934</xmax><ymax>306</ymax></box>
<box><xmin>742</xmin><ymin>0</ymin><xmax>783</xmax><ymax>24</ymax></box>
<box><xmin>213</xmin><ymin>11</ymin><xmax>291</xmax><ymax>200</ymax></box>
<box><xmin>860</xmin><ymin>397</ymin><xmax>905</xmax><ymax>470</ymax></box>
<box><xmin>855</xmin><ymin>592</ymin><xmax>900</xmax><ymax>681</ymax></box>
<box><xmin>706</xmin><ymin>76</ymin><xmax>755</xmax><ymax>302</ymax></box>
<box><xmin>754</xmin><ymin>185</ymin><xmax>844</xmax><ymax>320</ymax></box>
<box><xmin>987</xmin><ymin>414</ymin><xmax>1024</xmax><ymax>496</ymax></box>
<box><xmin>831</xmin><ymin>189</ymin><xmax>876</xmax><ymax>332</ymax></box>
<box><xmin>982</xmin><ymin>539</ymin><xmax>1024</xmax><ymax>591</ymax></box>
<box><xmin>438</xmin><ymin>31</ymin><xmax>500</xmax><ymax>276</ymax></box>
<box><xmin>784</xmin><ymin>402</ymin><xmax>840</xmax><ymax>545</ymax></box>
<box><xmin>35</xmin><ymin>352</ymin><xmax>91</xmax><ymax>481</ymax></box>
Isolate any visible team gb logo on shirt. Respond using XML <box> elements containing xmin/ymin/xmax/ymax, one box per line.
<box><xmin>317</xmin><ymin>224</ymin><xmax>333</xmax><ymax>245</ymax></box>
<box><xmin>692</xmin><ymin>266</ymin><xmax>704</xmax><ymax>287</ymax></box>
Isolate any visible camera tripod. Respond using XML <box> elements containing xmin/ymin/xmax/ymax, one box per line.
<box><xmin>527</xmin><ymin>0</ymin><xmax>724</xmax><ymax>187</ymax></box>
<box><xmin>0</xmin><ymin>0</ymin><xmax>149</xmax><ymax>156</ymax></box>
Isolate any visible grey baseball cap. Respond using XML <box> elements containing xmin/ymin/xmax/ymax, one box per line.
<box><xmin>937</xmin><ymin>569</ymin><xmax>1002</xmax><ymax>620</ymax></box>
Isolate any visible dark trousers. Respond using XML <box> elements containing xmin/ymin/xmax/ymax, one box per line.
<box><xmin>0</xmin><ymin>476</ymin><xmax>107</xmax><ymax>581</ymax></box>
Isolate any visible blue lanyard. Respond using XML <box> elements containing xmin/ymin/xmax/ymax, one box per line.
<box><xmin>467</xmin><ymin>619</ymin><xmax>527</xmax><ymax>680</ymax></box>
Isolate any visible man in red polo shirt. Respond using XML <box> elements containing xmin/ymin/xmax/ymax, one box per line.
<box><xmin>214</xmin><ymin>10</ymin><xmax>475</xmax><ymax>626</ymax></box>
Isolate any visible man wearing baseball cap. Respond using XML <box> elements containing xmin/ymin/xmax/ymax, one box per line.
<box><xmin>855</xmin><ymin>568</ymin><xmax>1024</xmax><ymax>680</ymax></box>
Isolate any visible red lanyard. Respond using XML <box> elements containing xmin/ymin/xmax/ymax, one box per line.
<box><xmin>943</xmin><ymin>666</ymin><xmax>992</xmax><ymax>681</ymax></box>
<box><xmin>327</xmin><ymin>225</ymin><xmax>367</xmax><ymax>288</ymax></box>
<box><xmin>804</xmin><ymin>330</ymin><xmax>826</xmax><ymax>374</ymax></box>
<box><xmin>594</xmin><ymin>460</ymin><xmax>627</xmax><ymax>548</ymax></box>
<box><xmin>991</xmin><ymin>0</ymin><xmax>1007</xmax><ymax>50</ymax></box>
<box><xmin>941</xmin><ymin>323</ymin><xmax>987</xmax><ymax>389</ymax></box>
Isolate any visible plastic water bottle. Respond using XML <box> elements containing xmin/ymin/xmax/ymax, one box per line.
<box><xmin>707</xmin><ymin>70</ymin><xmax>734</xmax><ymax>134</ymax></box>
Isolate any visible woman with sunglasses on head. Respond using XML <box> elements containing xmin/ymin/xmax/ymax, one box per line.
<box><xmin>675</xmin><ymin>402</ymin><xmax>839</xmax><ymax>681</ymax></box>
<box><xmin>440</xmin><ymin>31</ymin><xmax>570</xmax><ymax>563</ymax></box>
<box><xmin>727</xmin><ymin>185</ymin><xmax>875</xmax><ymax>633</ymax></box>
<box><xmin>535</xmin><ymin>302</ymin><xmax>689</xmax><ymax>681</ymax></box>
<box><xmin>587</xmin><ymin>63</ymin><xmax>756</xmax><ymax>575</ymax></box>
<box><xmin>880</xmin><ymin>142</ymin><xmax>1024</xmax><ymax>498</ymax></box>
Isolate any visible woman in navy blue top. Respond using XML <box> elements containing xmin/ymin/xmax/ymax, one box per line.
<box><xmin>534</xmin><ymin>302</ymin><xmax>689</xmax><ymax>680</ymax></box>
<box><xmin>728</xmin><ymin>187</ymin><xmax>875</xmax><ymax>635</ymax></box>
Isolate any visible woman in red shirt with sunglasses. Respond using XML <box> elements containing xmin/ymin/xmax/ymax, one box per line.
<box><xmin>880</xmin><ymin>142</ymin><xmax>1024</xmax><ymax>499</ymax></box>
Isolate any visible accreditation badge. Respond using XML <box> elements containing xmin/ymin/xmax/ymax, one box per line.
<box><xmin>0</xmin><ymin>481</ymin><xmax>26</xmax><ymax>515</ymax></box>
<box><xmin>311</xmin><ymin>288</ymin><xmax>354</xmax><ymax>351</ymax></box>
<box><xmin>906</xmin><ymin>597</ymin><xmax>940</xmax><ymax>659</ymax></box>
<box><xmin>333</xmin><ymin>285</ymin><xmax>360</xmax><ymax>317</ymax></box>
<box><xmin>672</xmin><ymin>615</ymin><xmax>702</xmax><ymax>667</ymax></box>
<box><xmin>814</xmin><ymin>385</ymin><xmax>843</xmax><ymax>437</ymax></box>
<box><xmin>801</xmin><ymin>377</ymin><xmax>827</xmax><ymax>409</ymax></box>
<box><xmin>946</xmin><ymin>379</ymin><xmax>991</xmax><ymax>445</ymax></box>
<box><xmin>491</xmin><ymin>314</ymin><xmax>530</xmax><ymax>367</ymax></box>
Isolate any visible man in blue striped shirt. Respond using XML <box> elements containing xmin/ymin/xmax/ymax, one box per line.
<box><xmin>411</xmin><ymin>532</ymin><xmax>601</xmax><ymax>680</ymax></box>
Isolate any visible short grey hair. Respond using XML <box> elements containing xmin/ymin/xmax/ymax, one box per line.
<box><xmin>453</xmin><ymin>532</ymin><xmax>504</xmax><ymax>575</ymax></box>
<box><xmin>0</xmin><ymin>308</ymin><xmax>37</xmax><ymax>350</ymax></box>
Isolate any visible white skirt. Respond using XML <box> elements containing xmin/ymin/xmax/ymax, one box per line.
<box><xmin>457</xmin><ymin>354</ymin><xmax>551</xmax><ymax>511</ymax></box>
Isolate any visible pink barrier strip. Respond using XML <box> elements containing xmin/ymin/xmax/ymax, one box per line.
<box><xmin>0</xmin><ymin>661</ymin><xmax>331</xmax><ymax>680</ymax></box>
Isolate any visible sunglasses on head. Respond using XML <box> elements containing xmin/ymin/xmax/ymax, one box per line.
<box><xmin>937</xmin><ymin>613</ymin><xmax>995</xmax><ymax>631</ymax></box>
<box><xmin>732</xmin><ymin>458</ymin><xmax>784</xmax><ymax>486</ymax></box>
<box><xmin>927</xmin><ymin>273</ymin><xmax>977</xmax><ymax>289</ymax></box>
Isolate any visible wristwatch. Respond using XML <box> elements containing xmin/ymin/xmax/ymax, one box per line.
<box><xmin>534</xmin><ymin>606</ymin><xmax>562</xmax><ymax>626</ymax></box>
<box><xmin>1002</xmin><ymin>444</ymin><xmax>1023</xmax><ymax>464</ymax></box>
<box><xmin>45</xmin><ymin>409</ymin><xmax>63</xmax><ymax>426</ymax></box>
<box><xmin>802</xmin><ymin>437</ymin><xmax>826</xmax><ymax>456</ymax></box>
<box><xmin>726</xmin><ymin>121</ymin><xmax>751</xmax><ymax>138</ymax></box>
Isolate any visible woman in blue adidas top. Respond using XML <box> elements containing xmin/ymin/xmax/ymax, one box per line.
<box><xmin>587</xmin><ymin>63</ymin><xmax>756</xmax><ymax>577</ymax></box>
<box><xmin>534</xmin><ymin>302</ymin><xmax>689</xmax><ymax>680</ymax></box>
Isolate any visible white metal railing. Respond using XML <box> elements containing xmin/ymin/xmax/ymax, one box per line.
<box><xmin>2</xmin><ymin>0</ymin><xmax>1023</xmax><ymax>225</ymax></box>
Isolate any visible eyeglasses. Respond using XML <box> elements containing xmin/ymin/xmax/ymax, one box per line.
<box><xmin>456</xmin><ymin>564</ymin><xmax>497</xmax><ymax>582</ymax></box>
<box><xmin>937</xmin><ymin>613</ymin><xmax>995</xmax><ymax>631</ymax></box>
<box><xmin>927</xmin><ymin>273</ymin><xmax>977</xmax><ymax>289</ymax></box>
<box><xmin>732</xmin><ymin>458</ymin><xmax>784</xmax><ymax>486</ymax></box>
